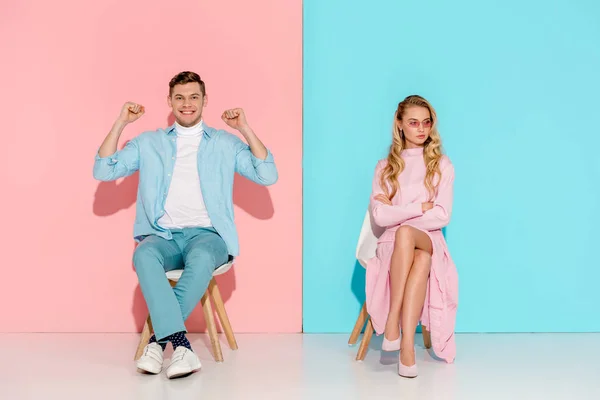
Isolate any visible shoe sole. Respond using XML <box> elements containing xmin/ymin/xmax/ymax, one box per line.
<box><xmin>167</xmin><ymin>364</ymin><xmax>201</xmax><ymax>379</ymax></box>
<box><xmin>136</xmin><ymin>362</ymin><xmax>162</xmax><ymax>375</ymax></box>
<box><xmin>167</xmin><ymin>371</ymin><xmax>195</xmax><ymax>379</ymax></box>
<box><xmin>137</xmin><ymin>367</ymin><xmax>162</xmax><ymax>374</ymax></box>
<box><xmin>399</xmin><ymin>373</ymin><xmax>418</xmax><ymax>378</ymax></box>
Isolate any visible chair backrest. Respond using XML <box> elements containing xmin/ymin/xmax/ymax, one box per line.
<box><xmin>355</xmin><ymin>207</ymin><xmax>385</xmax><ymax>268</ymax></box>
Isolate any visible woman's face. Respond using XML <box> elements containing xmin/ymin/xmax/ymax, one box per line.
<box><xmin>397</xmin><ymin>106</ymin><xmax>432</xmax><ymax>148</ymax></box>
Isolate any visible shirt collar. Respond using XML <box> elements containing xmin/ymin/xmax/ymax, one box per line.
<box><xmin>166</xmin><ymin>122</ymin><xmax>214</xmax><ymax>138</ymax></box>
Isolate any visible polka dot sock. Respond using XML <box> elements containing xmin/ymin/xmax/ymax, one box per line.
<box><xmin>148</xmin><ymin>334</ymin><xmax>167</xmax><ymax>351</ymax></box>
<box><xmin>152</xmin><ymin>331</ymin><xmax>192</xmax><ymax>351</ymax></box>
<box><xmin>166</xmin><ymin>331</ymin><xmax>192</xmax><ymax>351</ymax></box>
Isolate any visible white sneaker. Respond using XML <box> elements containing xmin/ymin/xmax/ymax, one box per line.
<box><xmin>136</xmin><ymin>342</ymin><xmax>164</xmax><ymax>374</ymax></box>
<box><xmin>166</xmin><ymin>347</ymin><xmax>202</xmax><ymax>379</ymax></box>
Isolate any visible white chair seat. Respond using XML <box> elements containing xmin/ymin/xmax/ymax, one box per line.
<box><xmin>165</xmin><ymin>260</ymin><xmax>234</xmax><ymax>282</ymax></box>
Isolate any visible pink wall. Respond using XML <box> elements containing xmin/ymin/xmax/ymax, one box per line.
<box><xmin>0</xmin><ymin>0</ymin><xmax>302</xmax><ymax>333</ymax></box>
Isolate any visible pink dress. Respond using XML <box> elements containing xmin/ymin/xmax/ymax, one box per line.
<box><xmin>365</xmin><ymin>147</ymin><xmax>458</xmax><ymax>363</ymax></box>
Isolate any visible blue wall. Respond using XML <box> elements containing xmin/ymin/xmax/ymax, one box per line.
<box><xmin>303</xmin><ymin>0</ymin><xmax>600</xmax><ymax>332</ymax></box>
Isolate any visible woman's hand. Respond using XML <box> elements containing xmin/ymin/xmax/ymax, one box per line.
<box><xmin>375</xmin><ymin>194</ymin><xmax>392</xmax><ymax>205</ymax></box>
<box><xmin>422</xmin><ymin>202</ymin><xmax>434</xmax><ymax>213</ymax></box>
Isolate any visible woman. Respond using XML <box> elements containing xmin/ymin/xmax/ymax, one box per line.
<box><xmin>366</xmin><ymin>95</ymin><xmax>458</xmax><ymax>378</ymax></box>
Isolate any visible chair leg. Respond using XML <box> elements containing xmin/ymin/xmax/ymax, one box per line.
<box><xmin>422</xmin><ymin>325</ymin><xmax>432</xmax><ymax>349</ymax></box>
<box><xmin>134</xmin><ymin>314</ymin><xmax>153</xmax><ymax>361</ymax></box>
<box><xmin>202</xmin><ymin>291</ymin><xmax>224</xmax><ymax>362</ymax></box>
<box><xmin>209</xmin><ymin>278</ymin><xmax>238</xmax><ymax>350</ymax></box>
<box><xmin>356</xmin><ymin>317</ymin><xmax>374</xmax><ymax>361</ymax></box>
<box><xmin>349</xmin><ymin>302</ymin><xmax>368</xmax><ymax>345</ymax></box>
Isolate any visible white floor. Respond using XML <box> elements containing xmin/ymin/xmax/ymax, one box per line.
<box><xmin>2</xmin><ymin>333</ymin><xmax>599</xmax><ymax>400</ymax></box>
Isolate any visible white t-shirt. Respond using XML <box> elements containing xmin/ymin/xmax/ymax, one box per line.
<box><xmin>157</xmin><ymin>120</ymin><xmax>212</xmax><ymax>229</ymax></box>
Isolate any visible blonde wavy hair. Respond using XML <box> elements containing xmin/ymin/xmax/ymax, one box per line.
<box><xmin>380</xmin><ymin>95</ymin><xmax>444</xmax><ymax>201</ymax></box>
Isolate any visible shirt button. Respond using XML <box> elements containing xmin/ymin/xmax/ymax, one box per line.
<box><xmin>172</xmin><ymin>157</ymin><xmax>175</xmax><ymax>160</ymax></box>
<box><xmin>168</xmin><ymin>174</ymin><xmax>171</xmax><ymax>177</ymax></box>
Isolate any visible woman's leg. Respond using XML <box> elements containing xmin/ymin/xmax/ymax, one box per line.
<box><xmin>400</xmin><ymin>249</ymin><xmax>431</xmax><ymax>366</ymax></box>
<box><xmin>384</xmin><ymin>225</ymin><xmax>433</xmax><ymax>341</ymax></box>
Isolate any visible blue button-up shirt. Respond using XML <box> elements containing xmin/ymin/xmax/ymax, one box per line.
<box><xmin>93</xmin><ymin>124</ymin><xmax>278</xmax><ymax>256</ymax></box>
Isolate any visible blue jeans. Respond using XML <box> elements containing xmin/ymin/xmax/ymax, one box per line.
<box><xmin>133</xmin><ymin>227</ymin><xmax>229</xmax><ymax>340</ymax></box>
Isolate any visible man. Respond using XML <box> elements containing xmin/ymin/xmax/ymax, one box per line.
<box><xmin>93</xmin><ymin>71</ymin><xmax>278</xmax><ymax>378</ymax></box>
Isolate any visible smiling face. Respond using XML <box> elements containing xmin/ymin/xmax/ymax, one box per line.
<box><xmin>167</xmin><ymin>82</ymin><xmax>207</xmax><ymax>127</ymax></box>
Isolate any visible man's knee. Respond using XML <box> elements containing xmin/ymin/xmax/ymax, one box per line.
<box><xmin>133</xmin><ymin>241</ymin><xmax>163</xmax><ymax>270</ymax></box>
<box><xmin>184</xmin><ymin>235</ymin><xmax>228</xmax><ymax>270</ymax></box>
<box><xmin>185</xmin><ymin>247</ymin><xmax>221</xmax><ymax>272</ymax></box>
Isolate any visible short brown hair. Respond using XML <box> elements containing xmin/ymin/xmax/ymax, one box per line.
<box><xmin>169</xmin><ymin>71</ymin><xmax>206</xmax><ymax>96</ymax></box>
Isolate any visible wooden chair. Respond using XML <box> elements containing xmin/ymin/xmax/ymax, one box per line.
<box><xmin>348</xmin><ymin>209</ymin><xmax>431</xmax><ymax>360</ymax></box>
<box><xmin>134</xmin><ymin>261</ymin><xmax>238</xmax><ymax>362</ymax></box>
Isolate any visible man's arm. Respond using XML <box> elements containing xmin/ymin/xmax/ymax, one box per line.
<box><xmin>237</xmin><ymin>125</ymin><xmax>268</xmax><ymax>160</ymax></box>
<box><xmin>222</xmin><ymin>108</ymin><xmax>278</xmax><ymax>186</ymax></box>
<box><xmin>93</xmin><ymin>102</ymin><xmax>145</xmax><ymax>181</ymax></box>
